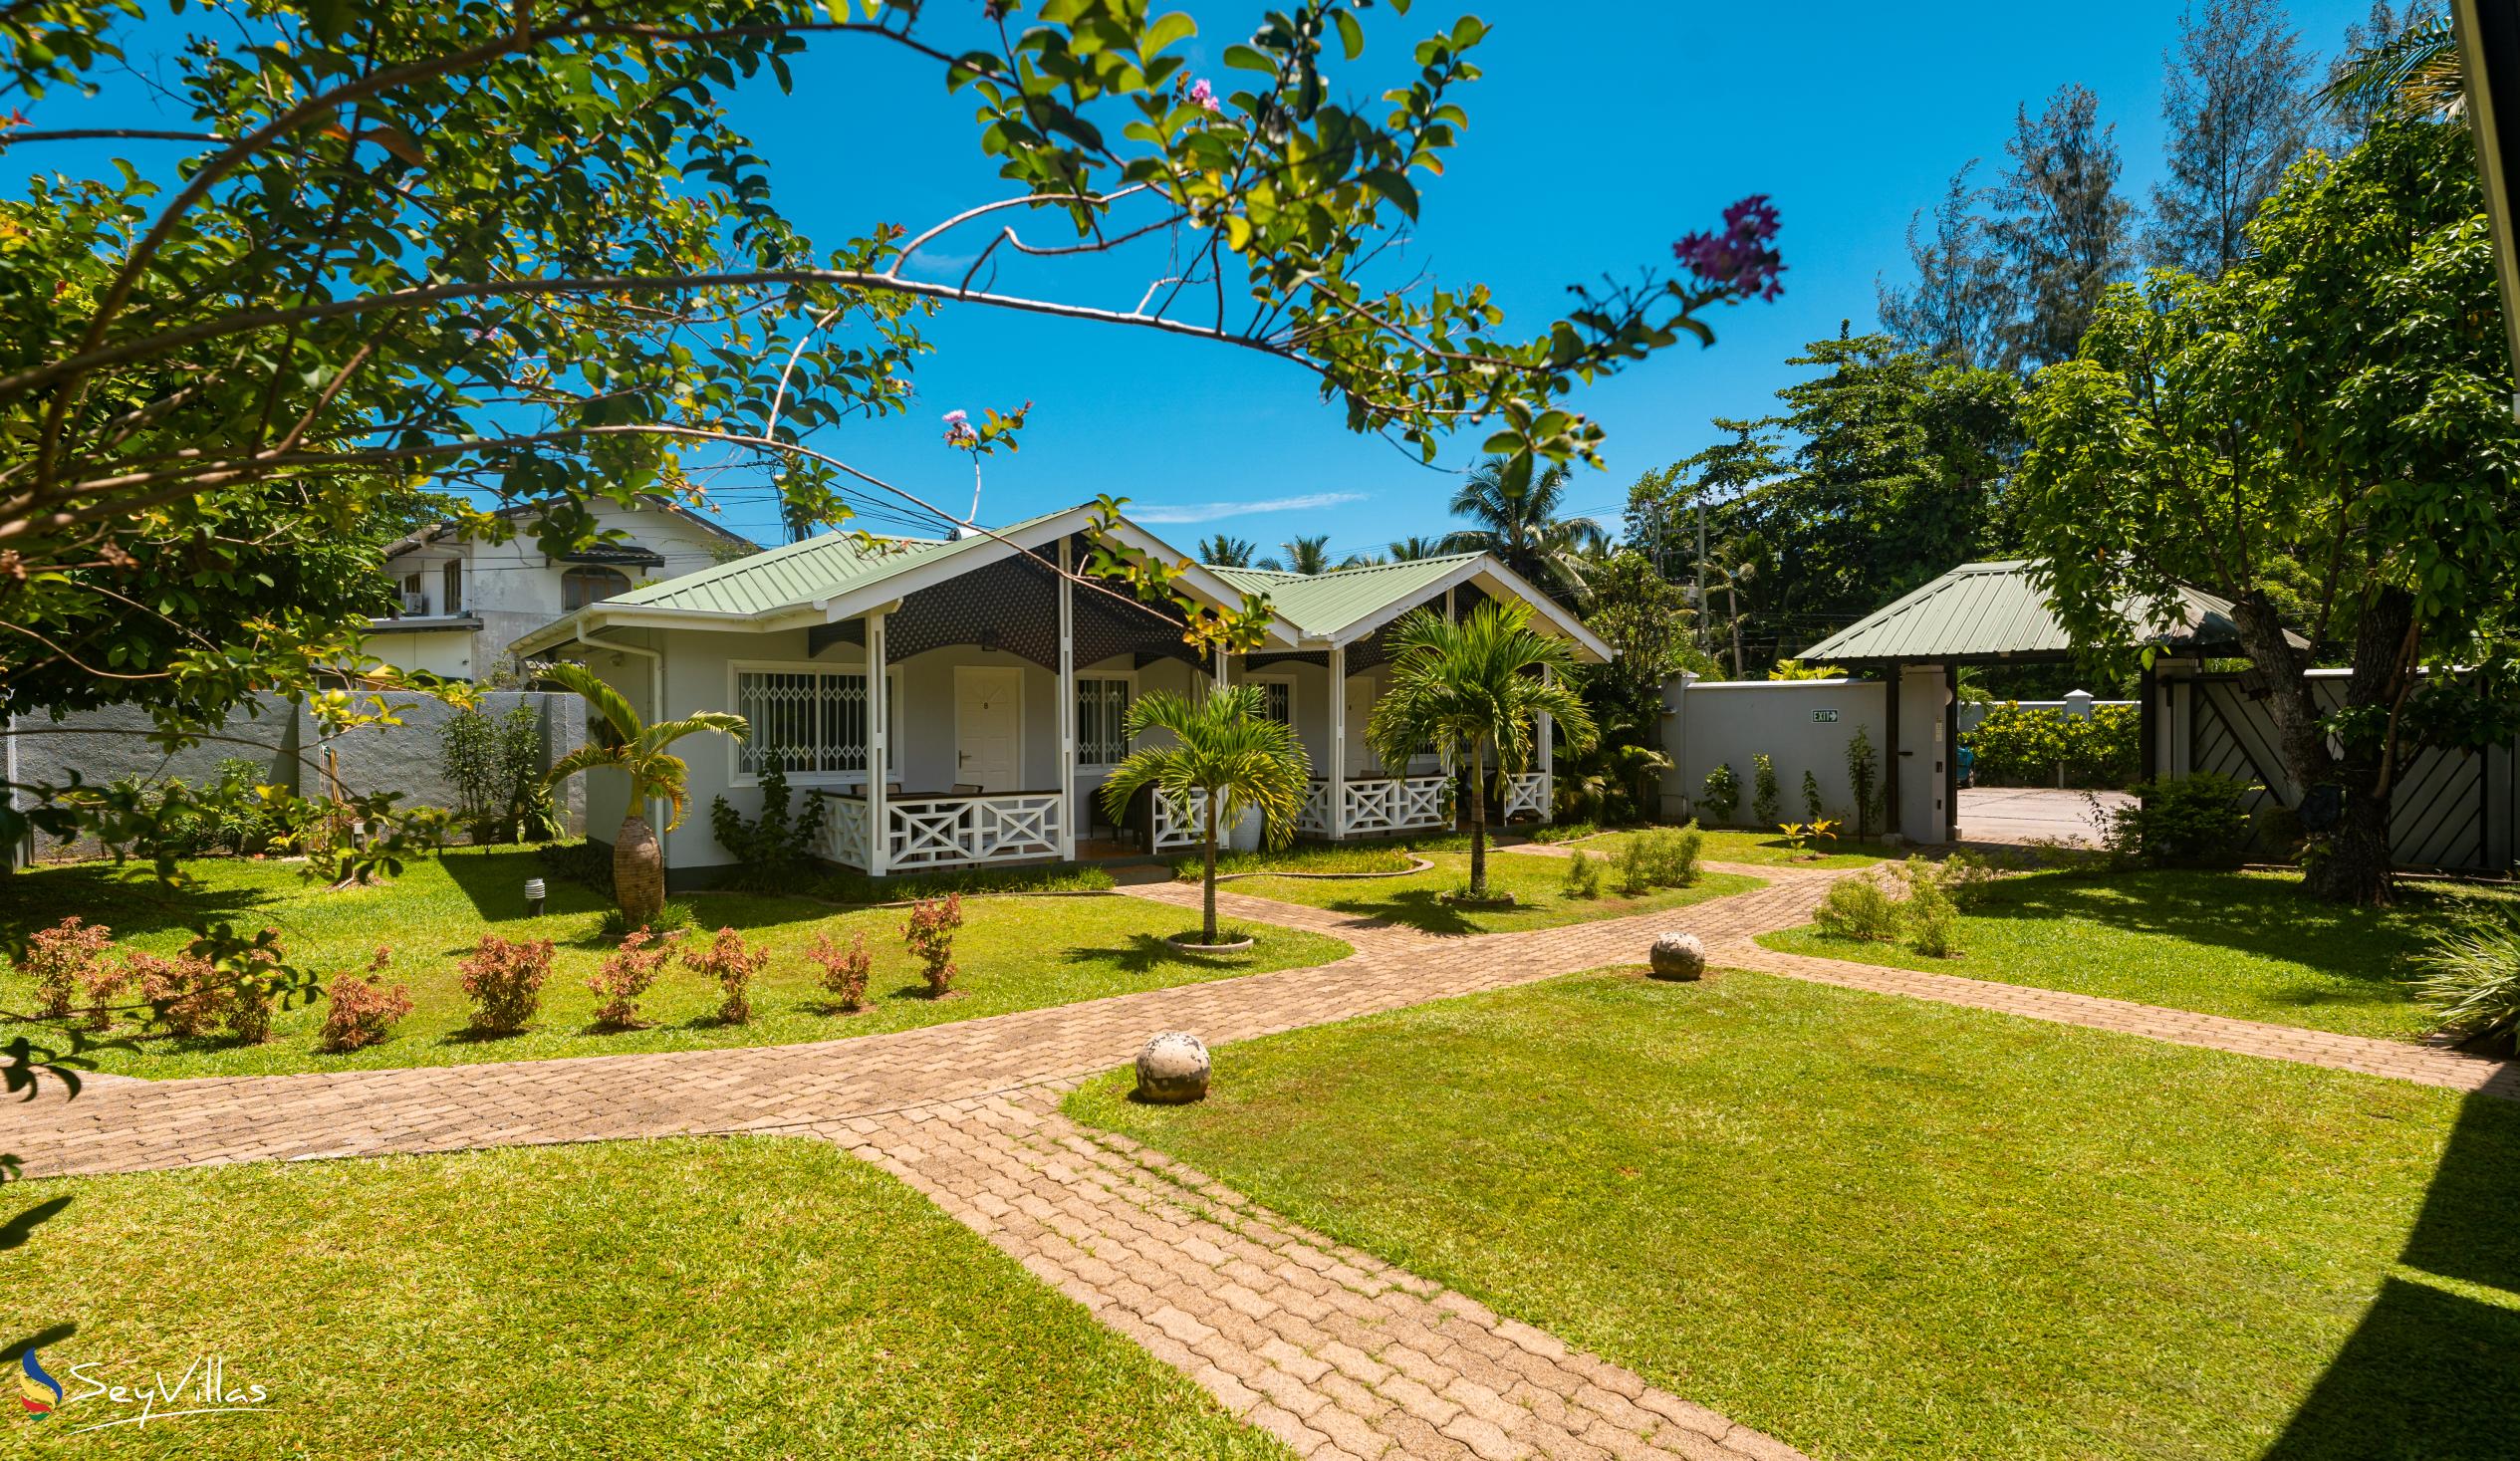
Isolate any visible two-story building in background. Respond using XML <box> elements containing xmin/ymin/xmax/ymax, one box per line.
<box><xmin>369</xmin><ymin>495</ymin><xmax>758</xmax><ymax>680</ymax></box>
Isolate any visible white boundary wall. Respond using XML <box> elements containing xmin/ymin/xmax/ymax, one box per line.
<box><xmin>1659</xmin><ymin>676</ymin><xmax>1888</xmax><ymax>830</ymax></box>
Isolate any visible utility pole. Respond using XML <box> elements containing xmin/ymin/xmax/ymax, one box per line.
<box><xmin>1694</xmin><ymin>495</ymin><xmax>1709</xmax><ymax>655</ymax></box>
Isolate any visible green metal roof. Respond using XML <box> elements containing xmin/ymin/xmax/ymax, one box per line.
<box><xmin>1800</xmin><ymin>560</ymin><xmax>2264</xmax><ymax>663</ymax></box>
<box><xmin>608</xmin><ymin>508</ymin><xmax>1070</xmax><ymax>616</ymax></box>
<box><xmin>1207</xmin><ymin>555</ymin><xmax>1482</xmax><ymax>639</ymax></box>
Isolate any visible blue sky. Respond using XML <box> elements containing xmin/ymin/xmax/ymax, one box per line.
<box><xmin>37</xmin><ymin>1</ymin><xmax>2380</xmax><ymax>554</ymax></box>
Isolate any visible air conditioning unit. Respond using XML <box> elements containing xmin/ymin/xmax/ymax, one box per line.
<box><xmin>400</xmin><ymin>592</ymin><xmax>430</xmax><ymax>615</ymax></box>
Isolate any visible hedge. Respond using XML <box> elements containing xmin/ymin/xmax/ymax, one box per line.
<box><xmin>1962</xmin><ymin>702</ymin><xmax>2140</xmax><ymax>790</ymax></box>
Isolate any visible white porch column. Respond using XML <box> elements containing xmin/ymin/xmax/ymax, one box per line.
<box><xmin>1537</xmin><ymin>661</ymin><xmax>1555</xmax><ymax>825</ymax></box>
<box><xmin>1213</xmin><ymin>643</ymin><xmax>1229</xmax><ymax>691</ymax></box>
<box><xmin>1057</xmin><ymin>537</ymin><xmax>1078</xmax><ymax>860</ymax></box>
<box><xmin>1328</xmin><ymin>640</ymin><xmax>1348</xmax><ymax>841</ymax></box>
<box><xmin>866</xmin><ymin>609</ymin><xmax>888</xmax><ymax>877</ymax></box>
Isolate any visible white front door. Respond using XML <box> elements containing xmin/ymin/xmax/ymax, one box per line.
<box><xmin>954</xmin><ymin>666</ymin><xmax>1021</xmax><ymax>792</ymax></box>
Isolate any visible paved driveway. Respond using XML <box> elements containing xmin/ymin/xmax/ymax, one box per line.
<box><xmin>1956</xmin><ymin>786</ymin><xmax>2131</xmax><ymax>847</ymax></box>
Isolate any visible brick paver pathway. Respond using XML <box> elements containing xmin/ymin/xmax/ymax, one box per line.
<box><xmin>829</xmin><ymin>1089</ymin><xmax>1809</xmax><ymax>1461</ymax></box>
<box><xmin>7</xmin><ymin>869</ymin><xmax>1835</xmax><ymax>1180</ymax></box>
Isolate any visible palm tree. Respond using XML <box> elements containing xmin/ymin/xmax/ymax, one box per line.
<box><xmin>1367</xmin><ymin>601</ymin><xmax>1595</xmax><ymax>900</ymax></box>
<box><xmin>2322</xmin><ymin>13</ymin><xmax>2458</xmax><ymax>122</ymax></box>
<box><xmin>1386</xmin><ymin>535</ymin><xmax>1449</xmax><ymax>561</ymax></box>
<box><xmin>1101</xmin><ymin>685</ymin><xmax>1313</xmax><ymax>944</ymax></box>
<box><xmin>543</xmin><ymin>662</ymin><xmax>748</xmax><ymax>924</ymax></box>
<box><xmin>1197</xmin><ymin>533</ymin><xmax>1257</xmax><ymax>567</ymax></box>
<box><xmin>1258</xmin><ymin>534</ymin><xmax>1343</xmax><ymax>575</ymax></box>
<box><xmin>1441</xmin><ymin>456</ymin><xmax>1608</xmax><ymax>594</ymax></box>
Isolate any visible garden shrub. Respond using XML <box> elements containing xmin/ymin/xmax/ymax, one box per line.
<box><xmin>589</xmin><ymin>929</ymin><xmax>681</xmax><ymax>1030</ymax></box>
<box><xmin>1935</xmin><ymin>850</ymin><xmax>2001</xmax><ymax>910</ymax></box>
<box><xmin>1813</xmin><ymin>868</ymin><xmax>1902</xmax><ymax>942</ymax></box>
<box><xmin>541</xmin><ymin>839</ymin><xmax>613</xmax><ymax>897</ymax></box>
<box><xmin>709</xmin><ymin>756</ymin><xmax>829</xmax><ymax>892</ymax></box>
<box><xmin>456</xmin><ymin>934</ymin><xmax>555</xmax><ymax>1035</ymax></box>
<box><xmin>1638</xmin><ymin>825</ymin><xmax>1704</xmax><ymax>887</ymax></box>
<box><xmin>319</xmin><ymin>948</ymin><xmax>414</xmax><ymax>1054</ymax></box>
<box><xmin>2415</xmin><ymin>920</ymin><xmax>2520</xmax><ymax>1053</ymax></box>
<box><xmin>80</xmin><ymin>956</ymin><xmax>134</xmax><ymax>1032</ymax></box>
<box><xmin>1961</xmin><ymin>702</ymin><xmax>2140</xmax><ymax>789</ymax></box>
<box><xmin>21</xmin><ymin>914</ymin><xmax>114</xmax><ymax>1021</ymax></box>
<box><xmin>688</xmin><ymin>926</ymin><xmax>771</xmax><ymax>1025</ymax></box>
<box><xmin>207</xmin><ymin>758</ymin><xmax>277</xmax><ymax>853</ymax></box>
<box><xmin>1801</xmin><ymin>769</ymin><xmax>1824</xmax><ymax>825</ymax></box>
<box><xmin>1560</xmin><ymin>850</ymin><xmax>1603</xmax><ymax>900</ymax></box>
<box><xmin>1615</xmin><ymin>835</ymin><xmax>1653</xmax><ymax>896</ymax></box>
<box><xmin>223</xmin><ymin>957</ymin><xmax>279</xmax><ymax>1045</ymax></box>
<box><xmin>1529</xmin><ymin>821</ymin><xmax>1605</xmax><ymax>845</ymax></box>
<box><xmin>1751</xmin><ymin>753</ymin><xmax>1781</xmax><ymax>827</ymax></box>
<box><xmin>809</xmin><ymin>929</ymin><xmax>875</xmax><ymax>1011</ymax></box>
<box><xmin>1899</xmin><ymin>859</ymin><xmax>1963</xmax><ymax>957</ymax></box>
<box><xmin>902</xmin><ymin>894</ymin><xmax>964</xmax><ymax>997</ymax></box>
<box><xmin>127</xmin><ymin>951</ymin><xmax>227</xmax><ymax>1038</ymax></box>
<box><xmin>2097</xmin><ymin>775</ymin><xmax>2253</xmax><ymax>867</ymax></box>
<box><xmin>439</xmin><ymin>703</ymin><xmax>554</xmax><ymax>844</ymax></box>
<box><xmin>599</xmin><ymin>899</ymin><xmax>696</xmax><ymax>941</ymax></box>
<box><xmin>1845</xmin><ymin>726</ymin><xmax>1880</xmax><ymax>838</ymax></box>
<box><xmin>1699</xmin><ymin>762</ymin><xmax>1741</xmax><ymax>826</ymax></box>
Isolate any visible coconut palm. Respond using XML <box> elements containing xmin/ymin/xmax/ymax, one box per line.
<box><xmin>1257</xmin><ymin>534</ymin><xmax>1348</xmax><ymax>575</ymax></box>
<box><xmin>1197</xmin><ymin>533</ymin><xmax>1257</xmax><ymax>567</ymax></box>
<box><xmin>1440</xmin><ymin>456</ymin><xmax>1608</xmax><ymax>595</ymax></box>
<box><xmin>1368</xmin><ymin>601</ymin><xmax>1596</xmax><ymax>900</ymax></box>
<box><xmin>543</xmin><ymin>662</ymin><xmax>748</xmax><ymax>925</ymax></box>
<box><xmin>2322</xmin><ymin>13</ymin><xmax>2459</xmax><ymax>122</ymax></box>
<box><xmin>1386</xmin><ymin>535</ymin><xmax>1449</xmax><ymax>561</ymax></box>
<box><xmin>1101</xmin><ymin>685</ymin><xmax>1313</xmax><ymax>944</ymax></box>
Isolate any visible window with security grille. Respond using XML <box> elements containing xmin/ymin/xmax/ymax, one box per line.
<box><xmin>1076</xmin><ymin>678</ymin><xmax>1133</xmax><ymax>765</ymax></box>
<box><xmin>735</xmin><ymin>670</ymin><xmax>872</xmax><ymax>777</ymax></box>
<box><xmin>1252</xmin><ymin>679</ymin><xmax>1292</xmax><ymax>725</ymax></box>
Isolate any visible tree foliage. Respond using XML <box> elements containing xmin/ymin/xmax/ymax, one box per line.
<box><xmin>2016</xmin><ymin>119</ymin><xmax>2520</xmax><ymax>903</ymax></box>
<box><xmin>2148</xmin><ymin>0</ymin><xmax>2320</xmax><ymax>280</ymax></box>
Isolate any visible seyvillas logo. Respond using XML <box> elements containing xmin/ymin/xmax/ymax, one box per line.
<box><xmin>14</xmin><ymin>1348</ymin><xmax>273</xmax><ymax>1435</ymax></box>
<box><xmin>17</xmin><ymin>1349</ymin><xmax>62</xmax><ymax>1419</ymax></box>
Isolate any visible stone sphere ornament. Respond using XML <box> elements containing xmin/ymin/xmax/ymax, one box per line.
<box><xmin>1134</xmin><ymin>1031</ymin><xmax>1212</xmax><ymax>1103</ymax></box>
<box><xmin>1647</xmin><ymin>931</ymin><xmax>1708</xmax><ymax>981</ymax></box>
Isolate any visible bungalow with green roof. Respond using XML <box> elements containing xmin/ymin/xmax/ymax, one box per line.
<box><xmin>510</xmin><ymin>502</ymin><xmax>1609</xmax><ymax>885</ymax></box>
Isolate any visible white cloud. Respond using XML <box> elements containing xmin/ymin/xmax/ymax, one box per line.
<box><xmin>1130</xmin><ymin>492</ymin><xmax>1366</xmax><ymax>525</ymax></box>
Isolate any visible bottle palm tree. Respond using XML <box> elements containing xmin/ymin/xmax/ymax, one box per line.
<box><xmin>543</xmin><ymin>662</ymin><xmax>748</xmax><ymax>925</ymax></box>
<box><xmin>1386</xmin><ymin>535</ymin><xmax>1449</xmax><ymax>561</ymax></box>
<box><xmin>1101</xmin><ymin>685</ymin><xmax>1313</xmax><ymax>945</ymax></box>
<box><xmin>1197</xmin><ymin>533</ymin><xmax>1257</xmax><ymax>567</ymax></box>
<box><xmin>1367</xmin><ymin>601</ymin><xmax>1595</xmax><ymax>900</ymax></box>
<box><xmin>1440</xmin><ymin>456</ymin><xmax>1608</xmax><ymax>594</ymax></box>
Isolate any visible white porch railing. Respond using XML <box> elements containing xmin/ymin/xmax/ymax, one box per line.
<box><xmin>1152</xmin><ymin>789</ymin><xmax>1205</xmax><ymax>852</ymax></box>
<box><xmin>812</xmin><ymin>789</ymin><xmax>1063</xmax><ymax>870</ymax></box>
<box><xmin>816</xmin><ymin>792</ymin><xmax>873</xmax><ymax>869</ymax></box>
<box><xmin>1297</xmin><ymin>778</ymin><xmax>1332</xmax><ymax>838</ymax></box>
<box><xmin>1342</xmin><ymin>774</ymin><xmax>1452</xmax><ymax>836</ymax></box>
<box><xmin>1503</xmin><ymin>771</ymin><xmax>1550</xmax><ymax>823</ymax></box>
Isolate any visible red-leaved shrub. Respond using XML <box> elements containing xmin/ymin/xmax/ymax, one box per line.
<box><xmin>457</xmin><ymin>934</ymin><xmax>554</xmax><ymax>1035</ymax></box>
<box><xmin>685</xmin><ymin>926</ymin><xmax>770</xmax><ymax>1025</ymax></box>
<box><xmin>808</xmin><ymin>929</ymin><xmax>874</xmax><ymax>1011</ymax></box>
<box><xmin>126</xmin><ymin>951</ymin><xmax>227</xmax><ymax>1039</ymax></box>
<box><xmin>320</xmin><ymin>947</ymin><xmax>414</xmax><ymax>1054</ymax></box>
<box><xmin>901</xmin><ymin>894</ymin><xmax>963</xmax><ymax>997</ymax></box>
<box><xmin>81</xmin><ymin>957</ymin><xmax>134</xmax><ymax>1032</ymax></box>
<box><xmin>589</xmin><ymin>928</ymin><xmax>680</xmax><ymax>1030</ymax></box>
<box><xmin>21</xmin><ymin>916</ymin><xmax>113</xmax><ymax>1021</ymax></box>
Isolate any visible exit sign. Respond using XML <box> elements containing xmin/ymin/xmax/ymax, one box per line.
<box><xmin>1812</xmin><ymin>708</ymin><xmax>1840</xmax><ymax>723</ymax></box>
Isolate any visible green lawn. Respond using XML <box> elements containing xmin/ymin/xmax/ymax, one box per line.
<box><xmin>9</xmin><ymin>1137</ymin><xmax>1283</xmax><ymax>1459</ymax></box>
<box><xmin>0</xmin><ymin>848</ymin><xmax>1349</xmax><ymax>1079</ymax></box>
<box><xmin>1071</xmin><ymin>966</ymin><xmax>2520</xmax><ymax>1461</ymax></box>
<box><xmin>1215</xmin><ymin>850</ymin><xmax>1762</xmax><ymax>935</ymax></box>
<box><xmin>1760</xmin><ymin>867</ymin><xmax>2520</xmax><ymax>1043</ymax></box>
<box><xmin>1555</xmin><ymin>825</ymin><xmax>1904</xmax><ymax>869</ymax></box>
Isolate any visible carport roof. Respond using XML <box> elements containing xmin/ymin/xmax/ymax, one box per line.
<box><xmin>1799</xmin><ymin>560</ymin><xmax>2281</xmax><ymax>664</ymax></box>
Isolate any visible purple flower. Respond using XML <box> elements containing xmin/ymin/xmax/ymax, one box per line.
<box><xmin>1187</xmin><ymin>78</ymin><xmax>1221</xmax><ymax>115</ymax></box>
<box><xmin>941</xmin><ymin>408</ymin><xmax>968</xmax><ymax>426</ymax></box>
<box><xmin>1673</xmin><ymin>194</ymin><xmax>1786</xmax><ymax>303</ymax></box>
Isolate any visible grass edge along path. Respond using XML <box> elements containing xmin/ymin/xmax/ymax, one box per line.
<box><xmin>11</xmin><ymin>1135</ymin><xmax>1287</xmax><ymax>1459</ymax></box>
<box><xmin>1070</xmin><ymin>962</ymin><xmax>2520</xmax><ymax>1461</ymax></box>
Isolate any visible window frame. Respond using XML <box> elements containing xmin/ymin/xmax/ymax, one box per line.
<box><xmin>562</xmin><ymin>565</ymin><xmax>632</xmax><ymax>611</ymax></box>
<box><xmin>724</xmin><ymin>658</ymin><xmax>901</xmax><ymax>791</ymax></box>
<box><xmin>1073</xmin><ymin>671</ymin><xmax>1138</xmax><ymax>771</ymax></box>
<box><xmin>1243</xmin><ymin>672</ymin><xmax>1297</xmax><ymax>732</ymax></box>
